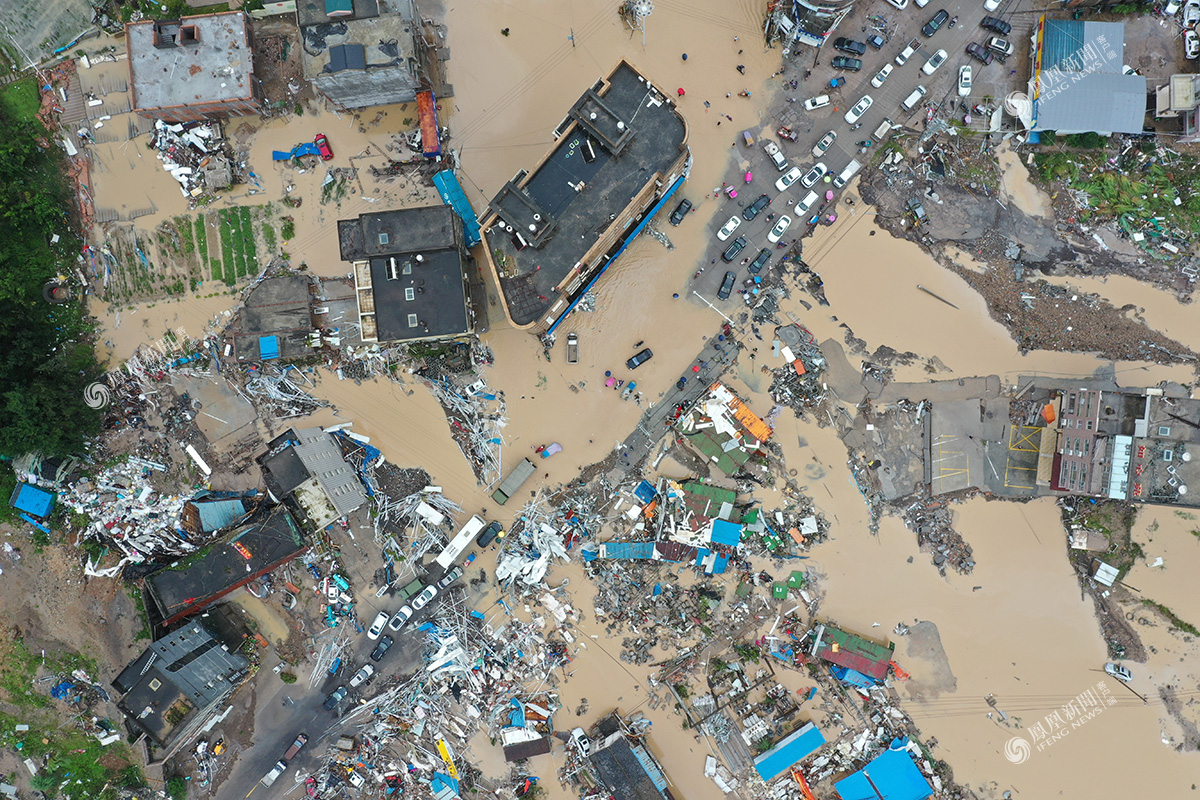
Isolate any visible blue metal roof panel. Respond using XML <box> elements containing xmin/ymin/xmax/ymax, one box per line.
<box><xmin>11</xmin><ymin>483</ymin><xmax>55</xmax><ymax>518</ymax></box>
<box><xmin>195</xmin><ymin>498</ymin><xmax>248</xmax><ymax>532</ymax></box>
<box><xmin>834</xmin><ymin>742</ymin><xmax>932</xmax><ymax>800</ymax></box>
<box><xmin>710</xmin><ymin>519</ymin><xmax>743</xmax><ymax>546</ymax></box>
<box><xmin>753</xmin><ymin>721</ymin><xmax>827</xmax><ymax>781</ymax></box>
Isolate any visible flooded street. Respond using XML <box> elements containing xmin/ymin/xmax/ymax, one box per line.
<box><xmin>74</xmin><ymin>0</ymin><xmax>1200</xmax><ymax>796</ymax></box>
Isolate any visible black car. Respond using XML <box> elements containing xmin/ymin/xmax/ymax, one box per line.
<box><xmin>831</xmin><ymin>56</ymin><xmax>863</xmax><ymax>71</ymax></box>
<box><xmin>668</xmin><ymin>198</ymin><xmax>692</xmax><ymax>226</ymax></box>
<box><xmin>626</xmin><ymin>348</ymin><xmax>654</xmax><ymax>369</ymax></box>
<box><xmin>742</xmin><ymin>194</ymin><xmax>770</xmax><ymax>221</ymax></box>
<box><xmin>323</xmin><ymin>686</ymin><xmax>347</xmax><ymax>711</ymax></box>
<box><xmin>965</xmin><ymin>42</ymin><xmax>994</xmax><ymax>65</ymax></box>
<box><xmin>370</xmin><ymin>635</ymin><xmax>394</xmax><ymax>662</ymax></box>
<box><xmin>748</xmin><ymin>249</ymin><xmax>771</xmax><ymax>274</ymax></box>
<box><xmin>721</xmin><ymin>235</ymin><xmax>748</xmax><ymax>262</ymax></box>
<box><xmin>921</xmin><ymin>10</ymin><xmax>949</xmax><ymax>37</ymax></box>
<box><xmin>833</xmin><ymin>37</ymin><xmax>867</xmax><ymax>55</ymax></box>
<box><xmin>477</xmin><ymin>520</ymin><xmax>504</xmax><ymax>547</ymax></box>
<box><xmin>866</xmin><ymin>34</ymin><xmax>885</xmax><ymax>50</ymax></box>
<box><xmin>717</xmin><ymin>271</ymin><xmax>737</xmax><ymax>300</ymax></box>
<box><xmin>981</xmin><ymin>16</ymin><xmax>1011</xmax><ymax>35</ymax></box>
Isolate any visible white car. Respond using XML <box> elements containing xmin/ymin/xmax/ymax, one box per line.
<box><xmin>987</xmin><ymin>37</ymin><xmax>1014</xmax><ymax>56</ymax></box>
<box><xmin>570</xmin><ymin>728</ymin><xmax>592</xmax><ymax>756</ymax></box>
<box><xmin>871</xmin><ymin>64</ymin><xmax>894</xmax><ymax>88</ymax></box>
<box><xmin>812</xmin><ymin>131</ymin><xmax>836</xmax><ymax>158</ymax></box>
<box><xmin>844</xmin><ymin>95</ymin><xmax>873</xmax><ymax>125</ymax></box>
<box><xmin>1166</xmin><ymin>0</ymin><xmax>1181</xmax><ymax>14</ymax></box>
<box><xmin>915</xmin><ymin>0</ymin><xmax>930</xmax><ymax>6</ymax></box>
<box><xmin>366</xmin><ymin>611</ymin><xmax>389</xmax><ymax>640</ymax></box>
<box><xmin>412</xmin><ymin>584</ymin><xmax>438</xmax><ymax>610</ymax></box>
<box><xmin>1104</xmin><ymin>662</ymin><xmax>1133</xmax><ymax>683</ymax></box>
<box><xmin>767</xmin><ymin>215</ymin><xmax>792</xmax><ymax>243</ymax></box>
<box><xmin>795</xmin><ymin>190</ymin><xmax>820</xmax><ymax>215</ymax></box>
<box><xmin>1186</xmin><ymin>0</ymin><xmax>1200</xmax><ymax>26</ymax></box>
<box><xmin>896</xmin><ymin>40</ymin><xmax>920</xmax><ymax>66</ymax></box>
<box><xmin>984</xmin><ymin>0</ymin><xmax>1002</xmax><ymax>11</ymax></box>
<box><xmin>958</xmin><ymin>65</ymin><xmax>972</xmax><ymax>96</ymax></box>
<box><xmin>1187</xmin><ymin>29</ymin><xmax>1200</xmax><ymax>59</ymax></box>
<box><xmin>775</xmin><ymin>167</ymin><xmax>803</xmax><ymax>192</ymax></box>
<box><xmin>803</xmin><ymin>94</ymin><xmax>831</xmax><ymax>111</ymax></box>
<box><xmin>387</xmin><ymin>605</ymin><xmax>413</xmax><ymax>632</ymax></box>
<box><xmin>716</xmin><ymin>215</ymin><xmax>741</xmax><ymax>241</ymax></box>
<box><xmin>885</xmin><ymin>0</ymin><xmax>908</xmax><ymax>7</ymax></box>
<box><xmin>349</xmin><ymin>663</ymin><xmax>374</xmax><ymax>688</ymax></box>
<box><xmin>922</xmin><ymin>49</ymin><xmax>948</xmax><ymax>75</ymax></box>
<box><xmin>800</xmin><ymin>163</ymin><xmax>828</xmax><ymax>188</ymax></box>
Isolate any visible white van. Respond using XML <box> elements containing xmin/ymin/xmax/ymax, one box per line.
<box><xmin>873</xmin><ymin>118</ymin><xmax>895</xmax><ymax>140</ymax></box>
<box><xmin>832</xmin><ymin>160</ymin><xmax>862</xmax><ymax>189</ymax></box>
<box><xmin>795</xmin><ymin>190</ymin><xmax>820</xmax><ymax>215</ymax></box>
<box><xmin>901</xmin><ymin>85</ymin><xmax>928</xmax><ymax>112</ymax></box>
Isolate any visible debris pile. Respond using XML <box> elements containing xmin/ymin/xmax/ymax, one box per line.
<box><xmin>241</xmin><ymin>362</ymin><xmax>330</xmax><ymax>418</ymax></box>
<box><xmin>421</xmin><ymin>376</ymin><xmax>506</xmax><ymax>486</ymax></box>
<box><xmin>901</xmin><ymin>500</ymin><xmax>975</xmax><ymax>574</ymax></box>
<box><xmin>768</xmin><ymin>324</ymin><xmax>829</xmax><ymax>416</ymax></box>
<box><xmin>150</xmin><ymin>120</ymin><xmax>233</xmax><ymax>196</ymax></box>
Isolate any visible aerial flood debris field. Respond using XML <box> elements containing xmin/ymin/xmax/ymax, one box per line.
<box><xmin>7</xmin><ymin>1</ymin><xmax>1200</xmax><ymax>800</ymax></box>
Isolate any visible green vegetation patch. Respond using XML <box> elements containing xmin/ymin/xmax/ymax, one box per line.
<box><xmin>0</xmin><ymin>76</ymin><xmax>41</xmax><ymax>122</ymax></box>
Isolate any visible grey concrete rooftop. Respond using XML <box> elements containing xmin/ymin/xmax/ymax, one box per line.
<box><xmin>486</xmin><ymin>61</ymin><xmax>688</xmax><ymax>326</ymax></box>
<box><xmin>339</xmin><ymin>205</ymin><xmax>462</xmax><ymax>261</ymax></box>
<box><xmin>127</xmin><ymin>13</ymin><xmax>254</xmax><ymax>110</ymax></box>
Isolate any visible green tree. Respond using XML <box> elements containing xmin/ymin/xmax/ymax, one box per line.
<box><xmin>0</xmin><ymin>103</ymin><xmax>102</xmax><ymax>457</ymax></box>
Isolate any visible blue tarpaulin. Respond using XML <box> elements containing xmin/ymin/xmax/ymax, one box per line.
<box><xmin>50</xmin><ymin>681</ymin><xmax>75</xmax><ymax>699</ymax></box>
<box><xmin>259</xmin><ymin>335</ymin><xmax>280</xmax><ymax>360</ymax></box>
<box><xmin>432</xmin><ymin>170</ymin><xmax>481</xmax><ymax>247</ymax></box>
<box><xmin>509</xmin><ymin>698</ymin><xmax>526</xmax><ymax>728</ymax></box>
<box><xmin>834</xmin><ymin>739</ymin><xmax>933</xmax><ymax>800</ymax></box>
<box><xmin>710</xmin><ymin>519</ymin><xmax>743</xmax><ymax>546</ymax></box>
<box><xmin>272</xmin><ymin>143</ymin><xmax>321</xmax><ymax>160</ymax></box>
<box><xmin>11</xmin><ymin>483</ymin><xmax>55</xmax><ymax>518</ymax></box>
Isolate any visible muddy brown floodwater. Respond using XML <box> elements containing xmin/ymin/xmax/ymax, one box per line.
<box><xmin>81</xmin><ymin>0</ymin><xmax>1200</xmax><ymax>795</ymax></box>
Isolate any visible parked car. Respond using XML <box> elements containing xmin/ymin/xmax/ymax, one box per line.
<box><xmin>871</xmin><ymin>64</ymin><xmax>894</xmax><ymax>87</ymax></box>
<box><xmin>844</xmin><ymin>95</ymin><xmax>873</xmax><ymax>125</ymax></box>
<box><xmin>742</xmin><ymin>194</ymin><xmax>771</xmax><ymax>221</ymax></box>
<box><xmin>570</xmin><ymin>728</ymin><xmax>592</xmax><ymax>757</ymax></box>
<box><xmin>314</xmin><ymin>133</ymin><xmax>333</xmax><ymax>160</ymax></box>
<box><xmin>1167</xmin><ymin>0</ymin><xmax>1182</xmax><ymax>14</ymax></box>
<box><xmin>966</xmin><ymin>42</ymin><xmax>995</xmax><ymax>65</ymax></box>
<box><xmin>668</xmin><ymin>198</ymin><xmax>692</xmax><ymax>225</ymax></box>
<box><xmin>981</xmin><ymin>16</ymin><xmax>1011</xmax><ymax>35</ymax></box>
<box><xmin>987</xmin><ymin>36</ymin><xmax>1014</xmax><ymax>56</ymax></box>
<box><xmin>922</xmin><ymin>49</ymin><xmax>948</xmax><ymax>75</ymax></box>
<box><xmin>1187</xmin><ymin>28</ymin><xmax>1200</xmax><ymax>59</ymax></box>
<box><xmin>922</xmin><ymin>10</ymin><xmax>949</xmax><ymax>37</ymax></box>
<box><xmin>626</xmin><ymin>348</ymin><xmax>654</xmax><ymax>369</ymax></box>
<box><xmin>958</xmin><ymin>65</ymin><xmax>973</xmax><ymax>96</ymax></box>
<box><xmin>721</xmin><ymin>236</ymin><xmax>748</xmax><ymax>263</ymax></box>
<box><xmin>867</xmin><ymin>34</ymin><xmax>885</xmax><ymax>50</ymax></box>
<box><xmin>833</xmin><ymin>37</ymin><xmax>867</xmax><ymax>55</ymax></box>
<box><xmin>801</xmin><ymin>162</ymin><xmax>828</xmax><ymax>188</ymax></box>
<box><xmin>349</xmin><ymin>664</ymin><xmax>374</xmax><ymax>689</ymax></box>
<box><xmin>1104</xmin><ymin>662</ymin><xmax>1133</xmax><ymax>683</ymax></box>
<box><xmin>367</xmin><ymin>611</ymin><xmax>389</xmax><ymax>640</ymax></box>
<box><xmin>885</xmin><ymin>0</ymin><xmax>908</xmax><ymax>7</ymax></box>
<box><xmin>717</xmin><ymin>271</ymin><xmax>737</xmax><ymax>300</ymax></box>
<box><xmin>803</xmin><ymin>94</ymin><xmax>831</xmax><ymax>111</ymax></box>
<box><xmin>895</xmin><ymin>38</ymin><xmax>921</xmax><ymax>66</ymax></box>
<box><xmin>262</xmin><ymin>761</ymin><xmax>288</xmax><ymax>787</ymax></box>
<box><xmin>907</xmin><ymin>197</ymin><xmax>928</xmax><ymax>223</ymax></box>
<box><xmin>748</xmin><ymin>249</ymin><xmax>771</xmax><ymax>274</ymax></box>
<box><xmin>477</xmin><ymin>521</ymin><xmax>504</xmax><ymax>547</ymax></box>
<box><xmin>370</xmin><ymin>635</ymin><xmax>394</xmax><ymax>661</ymax></box>
<box><xmin>776</xmin><ymin>166</ymin><xmax>803</xmax><ymax>191</ymax></box>
<box><xmin>306</xmin><ymin>777</ymin><xmax>318</xmax><ymax>798</ymax></box>
<box><xmin>831</xmin><ymin>56</ymin><xmax>863</xmax><ymax>71</ymax></box>
<box><xmin>794</xmin><ymin>190</ymin><xmax>820</xmax><ymax>215</ymax></box>
<box><xmin>716</xmin><ymin>215</ymin><xmax>741</xmax><ymax>241</ymax></box>
<box><xmin>437</xmin><ymin>566</ymin><xmax>464</xmax><ymax>589</ymax></box>
<box><xmin>763</xmin><ymin>140</ymin><xmax>788</xmax><ymax>170</ymax></box>
<box><xmin>812</xmin><ymin>131</ymin><xmax>837</xmax><ymax>158</ymax></box>
<box><xmin>915</xmin><ymin>0</ymin><xmax>930</xmax><ymax>6</ymax></box>
<box><xmin>323</xmin><ymin>686</ymin><xmax>348</xmax><ymax>711</ymax></box>
<box><xmin>284</xmin><ymin>734</ymin><xmax>308</xmax><ymax>761</ymax></box>
<box><xmin>388</xmin><ymin>605</ymin><xmax>413</xmax><ymax>632</ymax></box>
<box><xmin>767</xmin><ymin>215</ymin><xmax>792</xmax><ymax>244</ymax></box>
<box><xmin>411</xmin><ymin>585</ymin><xmax>438</xmax><ymax>610</ymax></box>
<box><xmin>984</xmin><ymin>0</ymin><xmax>1003</xmax><ymax>10</ymax></box>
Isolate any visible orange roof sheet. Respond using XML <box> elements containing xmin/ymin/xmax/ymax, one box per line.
<box><xmin>727</xmin><ymin>392</ymin><xmax>773</xmax><ymax>443</ymax></box>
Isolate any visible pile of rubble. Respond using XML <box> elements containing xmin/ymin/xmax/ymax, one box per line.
<box><xmin>768</xmin><ymin>323</ymin><xmax>829</xmax><ymax>417</ymax></box>
<box><xmin>901</xmin><ymin>499</ymin><xmax>975</xmax><ymax>574</ymax></box>
<box><xmin>149</xmin><ymin>120</ymin><xmax>233</xmax><ymax>197</ymax></box>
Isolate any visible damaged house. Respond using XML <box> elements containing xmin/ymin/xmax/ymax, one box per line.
<box><xmin>676</xmin><ymin>382</ymin><xmax>773</xmax><ymax>476</ymax></box>
<box><xmin>258</xmin><ymin>427</ymin><xmax>369</xmax><ymax>528</ymax></box>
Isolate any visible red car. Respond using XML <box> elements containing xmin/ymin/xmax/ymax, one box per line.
<box><xmin>305</xmin><ymin>777</ymin><xmax>317</xmax><ymax>797</ymax></box>
<box><xmin>314</xmin><ymin>133</ymin><xmax>333</xmax><ymax>161</ymax></box>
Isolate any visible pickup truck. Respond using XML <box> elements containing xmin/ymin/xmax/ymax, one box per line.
<box><xmin>284</xmin><ymin>734</ymin><xmax>308</xmax><ymax>761</ymax></box>
<box><xmin>261</xmin><ymin>760</ymin><xmax>287</xmax><ymax>787</ymax></box>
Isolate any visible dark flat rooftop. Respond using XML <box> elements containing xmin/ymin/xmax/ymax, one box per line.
<box><xmin>368</xmin><ymin>250</ymin><xmax>470</xmax><ymax>341</ymax></box>
<box><xmin>487</xmin><ymin>61</ymin><xmax>687</xmax><ymax>326</ymax></box>
<box><xmin>589</xmin><ymin>737</ymin><xmax>667</xmax><ymax>800</ymax></box>
<box><xmin>296</xmin><ymin>0</ymin><xmax>379</xmax><ymax>28</ymax></box>
<box><xmin>227</xmin><ymin>274</ymin><xmax>313</xmax><ymax>361</ymax></box>
<box><xmin>338</xmin><ymin>205</ymin><xmax>463</xmax><ymax>261</ymax></box>
<box><xmin>145</xmin><ymin>506</ymin><xmax>307</xmax><ymax>620</ymax></box>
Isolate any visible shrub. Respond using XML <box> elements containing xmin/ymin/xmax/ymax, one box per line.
<box><xmin>280</xmin><ymin>671</ymin><xmax>298</xmax><ymax>684</ymax></box>
<box><xmin>167</xmin><ymin>776</ymin><xmax>189</xmax><ymax>800</ymax></box>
